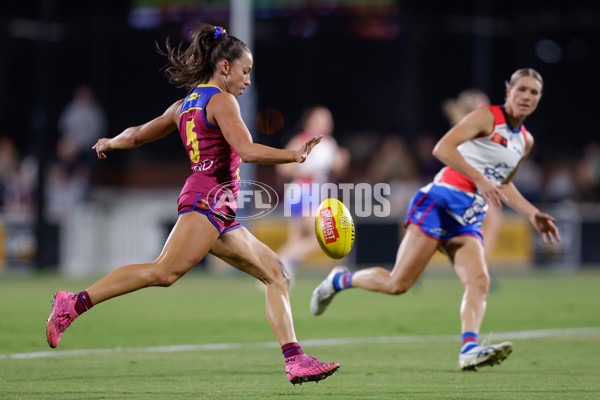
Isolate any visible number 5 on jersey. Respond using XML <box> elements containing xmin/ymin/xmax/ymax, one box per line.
<box><xmin>186</xmin><ymin>119</ymin><xmax>200</xmax><ymax>163</ymax></box>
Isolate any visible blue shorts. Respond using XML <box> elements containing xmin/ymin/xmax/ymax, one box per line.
<box><xmin>178</xmin><ymin>191</ymin><xmax>242</xmax><ymax>234</ymax></box>
<box><xmin>404</xmin><ymin>184</ymin><xmax>486</xmax><ymax>243</ymax></box>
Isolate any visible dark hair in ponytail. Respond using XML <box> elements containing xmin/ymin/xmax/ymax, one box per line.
<box><xmin>158</xmin><ymin>24</ymin><xmax>250</xmax><ymax>91</ymax></box>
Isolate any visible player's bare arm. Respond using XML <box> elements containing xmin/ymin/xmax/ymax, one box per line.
<box><xmin>500</xmin><ymin>130</ymin><xmax>559</xmax><ymax>243</ymax></box>
<box><xmin>210</xmin><ymin>93</ymin><xmax>321</xmax><ymax>164</ymax></box>
<box><xmin>433</xmin><ymin>107</ymin><xmax>508</xmax><ymax>207</ymax></box>
<box><xmin>93</xmin><ymin>100</ymin><xmax>182</xmax><ymax>159</ymax></box>
<box><xmin>501</xmin><ymin>182</ymin><xmax>560</xmax><ymax>243</ymax></box>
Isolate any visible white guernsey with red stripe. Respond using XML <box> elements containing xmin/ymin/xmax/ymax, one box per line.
<box><xmin>434</xmin><ymin>105</ymin><xmax>528</xmax><ymax>194</ymax></box>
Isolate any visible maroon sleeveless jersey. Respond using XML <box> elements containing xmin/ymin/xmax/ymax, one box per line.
<box><xmin>177</xmin><ymin>85</ymin><xmax>241</xmax><ymax>217</ymax></box>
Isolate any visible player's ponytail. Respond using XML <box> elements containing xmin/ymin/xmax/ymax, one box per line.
<box><xmin>160</xmin><ymin>24</ymin><xmax>249</xmax><ymax>91</ymax></box>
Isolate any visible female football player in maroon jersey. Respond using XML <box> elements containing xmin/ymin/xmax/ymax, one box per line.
<box><xmin>45</xmin><ymin>24</ymin><xmax>339</xmax><ymax>385</ymax></box>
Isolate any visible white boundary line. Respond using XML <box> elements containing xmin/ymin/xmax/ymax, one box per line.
<box><xmin>2</xmin><ymin>327</ymin><xmax>599</xmax><ymax>360</ymax></box>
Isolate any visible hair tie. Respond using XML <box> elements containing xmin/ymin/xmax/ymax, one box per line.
<box><xmin>214</xmin><ymin>26</ymin><xmax>227</xmax><ymax>38</ymax></box>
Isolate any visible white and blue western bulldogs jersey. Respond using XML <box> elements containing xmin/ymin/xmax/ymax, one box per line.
<box><xmin>404</xmin><ymin>105</ymin><xmax>529</xmax><ymax>242</ymax></box>
<box><xmin>435</xmin><ymin>105</ymin><xmax>528</xmax><ymax>193</ymax></box>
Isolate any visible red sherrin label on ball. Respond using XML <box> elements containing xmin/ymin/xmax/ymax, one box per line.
<box><xmin>320</xmin><ymin>207</ymin><xmax>339</xmax><ymax>244</ymax></box>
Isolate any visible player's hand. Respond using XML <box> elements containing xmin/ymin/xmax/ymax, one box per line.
<box><xmin>474</xmin><ymin>176</ymin><xmax>507</xmax><ymax>207</ymax></box>
<box><xmin>530</xmin><ymin>211</ymin><xmax>560</xmax><ymax>244</ymax></box>
<box><xmin>92</xmin><ymin>138</ymin><xmax>113</xmax><ymax>159</ymax></box>
<box><xmin>294</xmin><ymin>135</ymin><xmax>322</xmax><ymax>163</ymax></box>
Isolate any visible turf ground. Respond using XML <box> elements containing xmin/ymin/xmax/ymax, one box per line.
<box><xmin>1</xmin><ymin>268</ymin><xmax>599</xmax><ymax>399</ymax></box>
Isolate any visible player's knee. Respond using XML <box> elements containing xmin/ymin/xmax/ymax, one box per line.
<box><xmin>152</xmin><ymin>273</ymin><xmax>177</xmax><ymax>287</ymax></box>
<box><xmin>157</xmin><ymin>274</ymin><xmax>180</xmax><ymax>287</ymax></box>
<box><xmin>386</xmin><ymin>280</ymin><xmax>411</xmax><ymax>295</ymax></box>
<box><xmin>149</xmin><ymin>267</ymin><xmax>185</xmax><ymax>287</ymax></box>
<box><xmin>468</xmin><ymin>272</ymin><xmax>490</xmax><ymax>294</ymax></box>
<box><xmin>264</xmin><ymin>265</ymin><xmax>289</xmax><ymax>287</ymax></box>
<box><xmin>260</xmin><ymin>259</ymin><xmax>289</xmax><ymax>288</ymax></box>
<box><xmin>278</xmin><ymin>259</ymin><xmax>291</xmax><ymax>286</ymax></box>
<box><xmin>480</xmin><ymin>275</ymin><xmax>491</xmax><ymax>294</ymax></box>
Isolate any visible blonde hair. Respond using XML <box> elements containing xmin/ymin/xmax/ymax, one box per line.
<box><xmin>506</xmin><ymin>68</ymin><xmax>544</xmax><ymax>89</ymax></box>
<box><xmin>442</xmin><ymin>89</ymin><xmax>490</xmax><ymax>126</ymax></box>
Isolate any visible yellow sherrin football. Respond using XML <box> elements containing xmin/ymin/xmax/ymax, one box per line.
<box><xmin>315</xmin><ymin>198</ymin><xmax>355</xmax><ymax>259</ymax></box>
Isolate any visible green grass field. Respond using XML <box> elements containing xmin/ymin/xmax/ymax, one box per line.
<box><xmin>1</xmin><ymin>268</ymin><xmax>599</xmax><ymax>399</ymax></box>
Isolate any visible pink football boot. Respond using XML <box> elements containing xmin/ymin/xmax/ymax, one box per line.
<box><xmin>285</xmin><ymin>354</ymin><xmax>340</xmax><ymax>385</ymax></box>
<box><xmin>46</xmin><ymin>291</ymin><xmax>80</xmax><ymax>348</ymax></box>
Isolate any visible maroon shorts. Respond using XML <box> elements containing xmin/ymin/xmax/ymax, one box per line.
<box><xmin>178</xmin><ymin>191</ymin><xmax>242</xmax><ymax>234</ymax></box>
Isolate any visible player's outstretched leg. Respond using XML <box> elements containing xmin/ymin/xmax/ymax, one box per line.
<box><xmin>46</xmin><ymin>291</ymin><xmax>91</xmax><ymax>348</ymax></box>
<box><xmin>285</xmin><ymin>354</ymin><xmax>340</xmax><ymax>385</ymax></box>
<box><xmin>459</xmin><ymin>341</ymin><xmax>513</xmax><ymax>371</ymax></box>
<box><xmin>310</xmin><ymin>266</ymin><xmax>350</xmax><ymax>316</ymax></box>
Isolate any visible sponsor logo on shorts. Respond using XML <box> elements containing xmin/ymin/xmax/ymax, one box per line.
<box><xmin>461</xmin><ymin>193</ymin><xmax>487</xmax><ymax>224</ymax></box>
<box><xmin>212</xmin><ymin>212</ymin><xmax>227</xmax><ymax>222</ymax></box>
<box><xmin>429</xmin><ymin>228</ymin><xmax>447</xmax><ymax>236</ymax></box>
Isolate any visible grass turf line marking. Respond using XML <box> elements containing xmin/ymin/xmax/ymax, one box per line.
<box><xmin>2</xmin><ymin>327</ymin><xmax>599</xmax><ymax>360</ymax></box>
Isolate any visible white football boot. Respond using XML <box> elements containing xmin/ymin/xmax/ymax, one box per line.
<box><xmin>459</xmin><ymin>341</ymin><xmax>513</xmax><ymax>371</ymax></box>
<box><xmin>310</xmin><ymin>266</ymin><xmax>349</xmax><ymax>316</ymax></box>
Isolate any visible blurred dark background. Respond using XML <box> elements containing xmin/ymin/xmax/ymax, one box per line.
<box><xmin>3</xmin><ymin>1</ymin><xmax>599</xmax><ymax>165</ymax></box>
<box><xmin>1</xmin><ymin>0</ymin><xmax>599</xmax><ymax>270</ymax></box>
